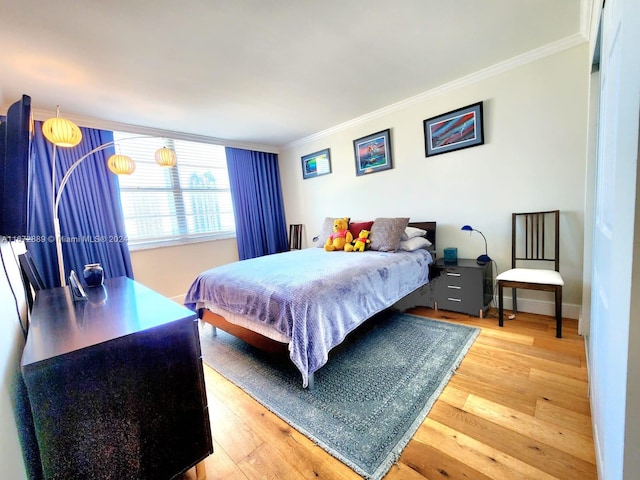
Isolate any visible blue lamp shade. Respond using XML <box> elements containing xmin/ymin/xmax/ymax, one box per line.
<box><xmin>460</xmin><ymin>225</ymin><xmax>491</xmax><ymax>265</ymax></box>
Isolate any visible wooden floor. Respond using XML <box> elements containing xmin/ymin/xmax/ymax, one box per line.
<box><xmin>183</xmin><ymin>308</ymin><xmax>596</xmax><ymax>480</ymax></box>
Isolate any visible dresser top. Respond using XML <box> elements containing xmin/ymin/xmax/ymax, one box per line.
<box><xmin>435</xmin><ymin>258</ymin><xmax>487</xmax><ymax>268</ymax></box>
<box><xmin>21</xmin><ymin>276</ymin><xmax>197</xmax><ymax>367</ymax></box>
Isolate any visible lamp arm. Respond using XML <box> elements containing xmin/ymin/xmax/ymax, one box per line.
<box><xmin>475</xmin><ymin>229</ymin><xmax>488</xmax><ymax>256</ymax></box>
<box><xmin>53</xmin><ymin>135</ymin><xmax>149</xmax><ymax>286</ymax></box>
<box><xmin>54</xmin><ymin>141</ymin><xmax>116</xmax><ymax>216</ymax></box>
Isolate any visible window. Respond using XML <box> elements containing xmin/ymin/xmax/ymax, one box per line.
<box><xmin>113</xmin><ymin>132</ymin><xmax>235</xmax><ymax>248</ymax></box>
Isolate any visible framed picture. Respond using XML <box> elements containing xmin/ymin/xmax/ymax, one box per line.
<box><xmin>423</xmin><ymin>101</ymin><xmax>484</xmax><ymax>157</ymax></box>
<box><xmin>353</xmin><ymin>129</ymin><xmax>393</xmax><ymax>176</ymax></box>
<box><xmin>301</xmin><ymin>148</ymin><xmax>332</xmax><ymax>179</ymax></box>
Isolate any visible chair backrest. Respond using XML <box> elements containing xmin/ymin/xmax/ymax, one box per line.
<box><xmin>18</xmin><ymin>251</ymin><xmax>46</xmax><ymax>309</ymax></box>
<box><xmin>511</xmin><ymin>210</ymin><xmax>560</xmax><ymax>272</ymax></box>
<box><xmin>289</xmin><ymin>224</ymin><xmax>303</xmax><ymax>250</ymax></box>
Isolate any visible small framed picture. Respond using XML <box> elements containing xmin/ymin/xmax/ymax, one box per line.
<box><xmin>353</xmin><ymin>129</ymin><xmax>393</xmax><ymax>176</ymax></box>
<box><xmin>423</xmin><ymin>101</ymin><xmax>484</xmax><ymax>157</ymax></box>
<box><xmin>301</xmin><ymin>148</ymin><xmax>332</xmax><ymax>179</ymax></box>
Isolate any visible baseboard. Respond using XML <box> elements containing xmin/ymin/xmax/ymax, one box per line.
<box><xmin>172</xmin><ymin>293</ymin><xmax>187</xmax><ymax>305</ymax></box>
<box><xmin>591</xmin><ymin>407</ymin><xmax>605</xmax><ymax>480</ymax></box>
<box><xmin>498</xmin><ymin>295</ymin><xmax>580</xmax><ymax>320</ymax></box>
<box><xmin>583</xmin><ymin>334</ymin><xmax>597</xmax><ymax>476</ymax></box>
<box><xmin>396</xmin><ymin>286</ymin><xmax>581</xmax><ymax>320</ymax></box>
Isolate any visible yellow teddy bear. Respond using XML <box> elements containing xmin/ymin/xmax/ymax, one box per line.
<box><xmin>324</xmin><ymin>217</ymin><xmax>353</xmax><ymax>251</ymax></box>
<box><xmin>351</xmin><ymin>229</ymin><xmax>371</xmax><ymax>252</ymax></box>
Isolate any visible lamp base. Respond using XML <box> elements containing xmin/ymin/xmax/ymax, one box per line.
<box><xmin>476</xmin><ymin>254</ymin><xmax>491</xmax><ymax>265</ymax></box>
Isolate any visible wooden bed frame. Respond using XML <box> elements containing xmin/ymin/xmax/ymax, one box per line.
<box><xmin>198</xmin><ymin>221</ymin><xmax>437</xmax><ymax>388</ymax></box>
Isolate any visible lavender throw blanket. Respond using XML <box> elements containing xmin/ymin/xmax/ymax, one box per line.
<box><xmin>185</xmin><ymin>248</ymin><xmax>433</xmax><ymax>387</ymax></box>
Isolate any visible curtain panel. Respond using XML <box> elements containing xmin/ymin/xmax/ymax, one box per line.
<box><xmin>28</xmin><ymin>123</ymin><xmax>133</xmax><ymax>288</ymax></box>
<box><xmin>225</xmin><ymin>147</ymin><xmax>288</xmax><ymax>260</ymax></box>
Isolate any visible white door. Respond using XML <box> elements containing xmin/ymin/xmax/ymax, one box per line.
<box><xmin>589</xmin><ymin>0</ymin><xmax>640</xmax><ymax>478</ymax></box>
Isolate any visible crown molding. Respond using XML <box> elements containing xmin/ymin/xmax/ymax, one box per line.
<box><xmin>283</xmin><ymin>33</ymin><xmax>587</xmax><ymax>151</ymax></box>
<box><xmin>29</xmin><ymin>108</ymin><xmax>279</xmax><ymax>153</ymax></box>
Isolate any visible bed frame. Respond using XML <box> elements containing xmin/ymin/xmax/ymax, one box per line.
<box><xmin>198</xmin><ymin>221</ymin><xmax>436</xmax><ymax>388</ymax></box>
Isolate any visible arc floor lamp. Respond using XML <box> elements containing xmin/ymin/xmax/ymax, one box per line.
<box><xmin>43</xmin><ymin>107</ymin><xmax>177</xmax><ymax>286</ymax></box>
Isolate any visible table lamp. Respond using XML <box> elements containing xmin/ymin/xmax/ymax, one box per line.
<box><xmin>461</xmin><ymin>225</ymin><xmax>491</xmax><ymax>265</ymax></box>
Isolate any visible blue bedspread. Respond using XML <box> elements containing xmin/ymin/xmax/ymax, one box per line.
<box><xmin>185</xmin><ymin>248</ymin><xmax>433</xmax><ymax>387</ymax></box>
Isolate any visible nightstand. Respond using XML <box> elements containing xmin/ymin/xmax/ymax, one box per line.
<box><xmin>431</xmin><ymin>258</ymin><xmax>493</xmax><ymax>317</ymax></box>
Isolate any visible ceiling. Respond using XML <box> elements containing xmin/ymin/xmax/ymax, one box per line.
<box><xmin>0</xmin><ymin>1</ymin><xmax>586</xmax><ymax>149</ymax></box>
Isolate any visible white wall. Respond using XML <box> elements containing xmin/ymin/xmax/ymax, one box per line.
<box><xmin>129</xmin><ymin>237</ymin><xmax>239</xmax><ymax>301</ymax></box>
<box><xmin>278</xmin><ymin>44</ymin><xmax>589</xmax><ymax>319</ymax></box>
<box><xmin>0</xmin><ymin>240</ymin><xmax>30</xmax><ymax>479</ymax></box>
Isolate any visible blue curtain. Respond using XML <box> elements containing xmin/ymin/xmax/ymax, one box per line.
<box><xmin>27</xmin><ymin>122</ymin><xmax>134</xmax><ymax>288</ymax></box>
<box><xmin>225</xmin><ymin>147</ymin><xmax>288</xmax><ymax>259</ymax></box>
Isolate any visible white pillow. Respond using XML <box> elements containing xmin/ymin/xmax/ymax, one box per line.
<box><xmin>399</xmin><ymin>236</ymin><xmax>432</xmax><ymax>251</ymax></box>
<box><xmin>401</xmin><ymin>226</ymin><xmax>427</xmax><ymax>240</ymax></box>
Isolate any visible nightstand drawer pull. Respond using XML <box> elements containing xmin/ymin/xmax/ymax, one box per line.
<box><xmin>447</xmin><ymin>285</ymin><xmax>461</xmax><ymax>290</ymax></box>
<box><xmin>446</xmin><ymin>272</ymin><xmax>461</xmax><ymax>277</ymax></box>
<box><xmin>447</xmin><ymin>297</ymin><xmax>462</xmax><ymax>302</ymax></box>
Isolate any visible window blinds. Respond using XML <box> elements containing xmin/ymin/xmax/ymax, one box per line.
<box><xmin>114</xmin><ymin>133</ymin><xmax>235</xmax><ymax>247</ymax></box>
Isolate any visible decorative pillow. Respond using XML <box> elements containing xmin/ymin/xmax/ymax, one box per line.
<box><xmin>318</xmin><ymin>217</ymin><xmax>350</xmax><ymax>247</ymax></box>
<box><xmin>399</xmin><ymin>236</ymin><xmax>432</xmax><ymax>251</ymax></box>
<box><xmin>348</xmin><ymin>220</ymin><xmax>374</xmax><ymax>240</ymax></box>
<box><xmin>369</xmin><ymin>217</ymin><xmax>410</xmax><ymax>252</ymax></box>
<box><xmin>401</xmin><ymin>226</ymin><xmax>427</xmax><ymax>240</ymax></box>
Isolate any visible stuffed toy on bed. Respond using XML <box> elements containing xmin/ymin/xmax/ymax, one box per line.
<box><xmin>350</xmin><ymin>229</ymin><xmax>371</xmax><ymax>252</ymax></box>
<box><xmin>324</xmin><ymin>217</ymin><xmax>353</xmax><ymax>251</ymax></box>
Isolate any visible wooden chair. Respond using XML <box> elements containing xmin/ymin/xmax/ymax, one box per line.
<box><xmin>18</xmin><ymin>251</ymin><xmax>45</xmax><ymax>309</ymax></box>
<box><xmin>496</xmin><ymin>210</ymin><xmax>564</xmax><ymax>338</ymax></box>
<box><xmin>289</xmin><ymin>224</ymin><xmax>303</xmax><ymax>250</ymax></box>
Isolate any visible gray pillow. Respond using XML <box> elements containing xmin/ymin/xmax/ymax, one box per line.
<box><xmin>369</xmin><ymin>217</ymin><xmax>410</xmax><ymax>252</ymax></box>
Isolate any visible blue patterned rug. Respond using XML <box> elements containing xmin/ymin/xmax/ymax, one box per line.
<box><xmin>199</xmin><ymin>311</ymin><xmax>479</xmax><ymax>480</ymax></box>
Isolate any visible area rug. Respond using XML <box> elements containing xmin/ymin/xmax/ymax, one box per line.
<box><xmin>198</xmin><ymin>312</ymin><xmax>479</xmax><ymax>480</ymax></box>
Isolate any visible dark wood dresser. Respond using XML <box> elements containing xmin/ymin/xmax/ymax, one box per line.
<box><xmin>21</xmin><ymin>276</ymin><xmax>212</xmax><ymax>479</ymax></box>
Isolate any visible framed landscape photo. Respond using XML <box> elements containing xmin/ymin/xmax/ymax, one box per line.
<box><xmin>423</xmin><ymin>101</ymin><xmax>484</xmax><ymax>157</ymax></box>
<box><xmin>353</xmin><ymin>129</ymin><xmax>393</xmax><ymax>176</ymax></box>
<box><xmin>301</xmin><ymin>148</ymin><xmax>332</xmax><ymax>179</ymax></box>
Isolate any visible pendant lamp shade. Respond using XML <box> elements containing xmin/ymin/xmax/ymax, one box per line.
<box><xmin>42</xmin><ymin>116</ymin><xmax>83</xmax><ymax>147</ymax></box>
<box><xmin>107</xmin><ymin>154</ymin><xmax>136</xmax><ymax>175</ymax></box>
<box><xmin>155</xmin><ymin>147</ymin><xmax>177</xmax><ymax>167</ymax></box>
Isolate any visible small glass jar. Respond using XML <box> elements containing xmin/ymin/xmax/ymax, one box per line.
<box><xmin>83</xmin><ymin>263</ymin><xmax>104</xmax><ymax>287</ymax></box>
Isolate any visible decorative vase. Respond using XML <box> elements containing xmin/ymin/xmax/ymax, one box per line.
<box><xmin>83</xmin><ymin>263</ymin><xmax>104</xmax><ymax>287</ymax></box>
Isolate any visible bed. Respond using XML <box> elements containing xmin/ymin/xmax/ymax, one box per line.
<box><xmin>184</xmin><ymin>220</ymin><xmax>436</xmax><ymax>388</ymax></box>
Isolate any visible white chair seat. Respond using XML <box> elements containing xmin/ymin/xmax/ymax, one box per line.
<box><xmin>497</xmin><ymin>268</ymin><xmax>564</xmax><ymax>286</ymax></box>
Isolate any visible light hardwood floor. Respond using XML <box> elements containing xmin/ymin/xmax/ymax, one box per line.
<box><xmin>183</xmin><ymin>308</ymin><xmax>596</xmax><ymax>480</ymax></box>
